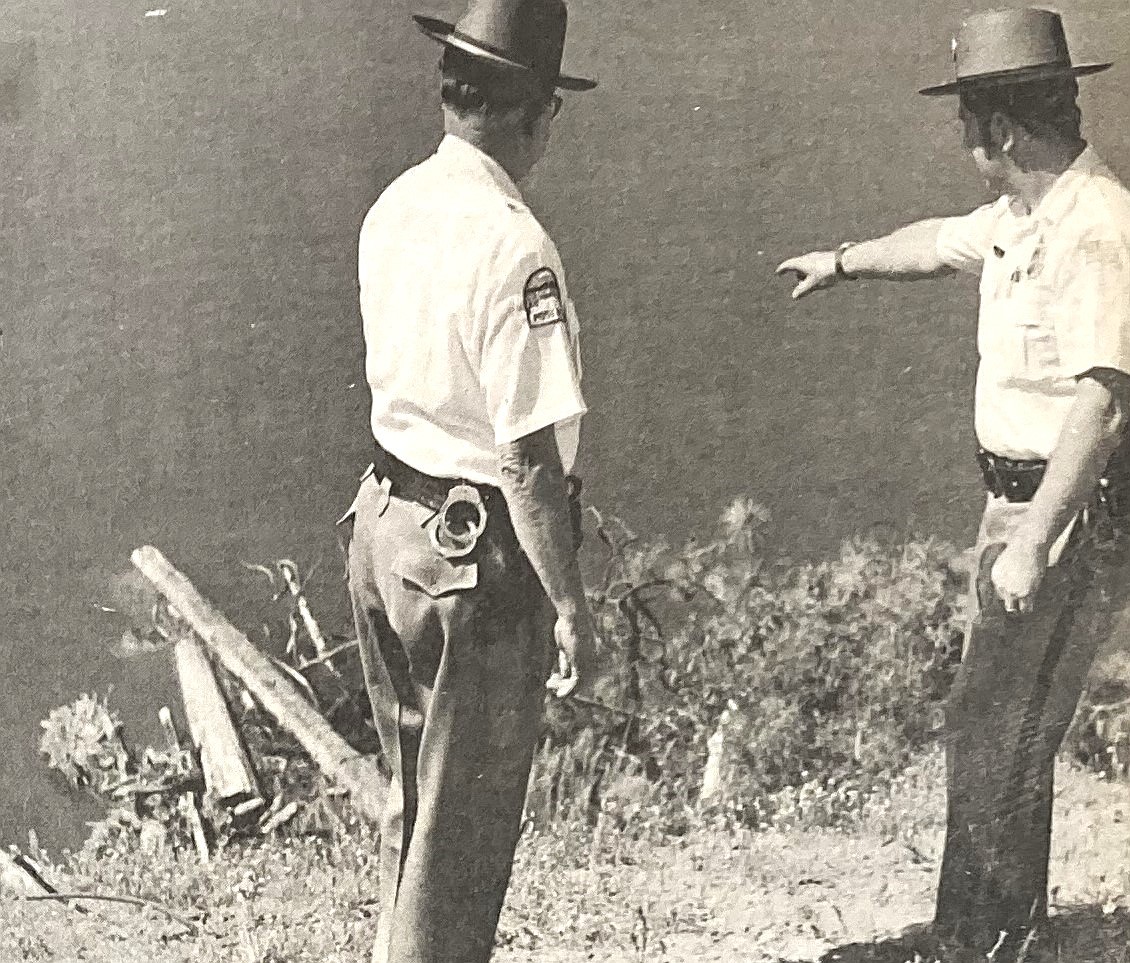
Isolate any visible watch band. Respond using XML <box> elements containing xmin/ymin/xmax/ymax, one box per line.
<box><xmin>835</xmin><ymin>242</ymin><xmax>859</xmax><ymax>281</ymax></box>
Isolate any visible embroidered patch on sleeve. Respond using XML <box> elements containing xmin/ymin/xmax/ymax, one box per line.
<box><xmin>523</xmin><ymin>268</ymin><xmax>565</xmax><ymax>328</ymax></box>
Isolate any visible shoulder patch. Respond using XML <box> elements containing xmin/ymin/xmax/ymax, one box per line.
<box><xmin>523</xmin><ymin>268</ymin><xmax>565</xmax><ymax>328</ymax></box>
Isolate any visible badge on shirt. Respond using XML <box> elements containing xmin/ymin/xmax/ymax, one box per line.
<box><xmin>523</xmin><ymin>268</ymin><xmax>565</xmax><ymax>328</ymax></box>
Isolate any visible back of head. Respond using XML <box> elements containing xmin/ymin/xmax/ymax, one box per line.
<box><xmin>960</xmin><ymin>76</ymin><xmax>1083</xmax><ymax>151</ymax></box>
<box><xmin>440</xmin><ymin>47</ymin><xmax>549</xmax><ymax>128</ymax></box>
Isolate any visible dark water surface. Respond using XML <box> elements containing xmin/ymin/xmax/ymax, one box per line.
<box><xmin>1</xmin><ymin>0</ymin><xmax>1128</xmax><ymax>848</ymax></box>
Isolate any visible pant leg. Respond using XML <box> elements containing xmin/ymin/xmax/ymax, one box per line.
<box><xmin>349</xmin><ymin>589</ymin><xmax>420</xmax><ymax>963</ymax></box>
<box><xmin>347</xmin><ymin>476</ymin><xmax>553</xmax><ymax>963</ymax></box>
<box><xmin>388</xmin><ymin>563</ymin><xmax>552</xmax><ymax>963</ymax></box>
<box><xmin>346</xmin><ymin>477</ymin><xmax>421</xmax><ymax>961</ymax></box>
<box><xmin>935</xmin><ymin>503</ymin><xmax>1108</xmax><ymax>953</ymax></box>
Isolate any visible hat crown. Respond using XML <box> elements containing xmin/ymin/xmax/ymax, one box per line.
<box><xmin>453</xmin><ymin>0</ymin><xmax>567</xmax><ymax>87</ymax></box>
<box><xmin>955</xmin><ymin>8</ymin><xmax>1071</xmax><ymax>79</ymax></box>
<box><xmin>920</xmin><ymin>6</ymin><xmax>1109</xmax><ymax>95</ymax></box>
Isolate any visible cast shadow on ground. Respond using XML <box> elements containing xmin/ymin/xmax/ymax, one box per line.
<box><xmin>777</xmin><ymin>905</ymin><xmax>1130</xmax><ymax>963</ymax></box>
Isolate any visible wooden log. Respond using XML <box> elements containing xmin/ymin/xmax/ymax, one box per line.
<box><xmin>1</xmin><ymin>849</ymin><xmax>96</xmax><ymax>919</ymax></box>
<box><xmin>131</xmin><ymin>545</ymin><xmax>387</xmax><ymax>824</ymax></box>
<box><xmin>0</xmin><ymin>849</ymin><xmax>89</xmax><ymax>916</ymax></box>
<box><xmin>1</xmin><ymin>849</ymin><xmax>54</xmax><ymax>898</ymax></box>
<box><xmin>260</xmin><ymin>800</ymin><xmax>300</xmax><ymax>835</ymax></box>
<box><xmin>173</xmin><ymin>631</ymin><xmax>262</xmax><ymax>813</ymax></box>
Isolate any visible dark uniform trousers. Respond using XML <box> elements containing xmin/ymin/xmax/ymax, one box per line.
<box><xmin>935</xmin><ymin>498</ymin><xmax>1129</xmax><ymax>955</ymax></box>
<box><xmin>344</xmin><ymin>473</ymin><xmax>554</xmax><ymax>963</ymax></box>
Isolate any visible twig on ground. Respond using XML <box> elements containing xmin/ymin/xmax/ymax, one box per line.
<box><xmin>1086</xmin><ymin>697</ymin><xmax>1130</xmax><ymax>720</ymax></box>
<box><xmin>298</xmin><ymin>639</ymin><xmax>359</xmax><ymax>671</ymax></box>
<box><xmin>13</xmin><ymin>892</ymin><xmax>202</xmax><ymax>936</ymax></box>
<box><xmin>277</xmin><ymin>559</ymin><xmax>330</xmax><ymax>660</ymax></box>
<box><xmin>269</xmin><ymin>656</ymin><xmax>321</xmax><ymax>708</ymax></box>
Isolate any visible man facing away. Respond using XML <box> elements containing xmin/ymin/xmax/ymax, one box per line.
<box><xmin>340</xmin><ymin>2</ymin><xmax>597</xmax><ymax>961</ymax></box>
<box><xmin>778</xmin><ymin>8</ymin><xmax>1129</xmax><ymax>961</ymax></box>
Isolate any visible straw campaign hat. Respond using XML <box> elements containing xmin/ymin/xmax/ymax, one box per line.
<box><xmin>414</xmin><ymin>0</ymin><xmax>596</xmax><ymax>92</ymax></box>
<box><xmin>920</xmin><ymin>7</ymin><xmax>1111</xmax><ymax>96</ymax></box>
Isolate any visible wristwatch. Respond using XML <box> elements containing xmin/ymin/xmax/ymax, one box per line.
<box><xmin>835</xmin><ymin>242</ymin><xmax>859</xmax><ymax>281</ymax></box>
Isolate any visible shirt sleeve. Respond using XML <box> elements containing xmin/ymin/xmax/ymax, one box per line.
<box><xmin>477</xmin><ymin>232</ymin><xmax>587</xmax><ymax>446</ymax></box>
<box><xmin>936</xmin><ymin>199</ymin><xmax>1005</xmax><ymax>274</ymax></box>
<box><xmin>1057</xmin><ymin>227</ymin><xmax>1130</xmax><ymax>378</ymax></box>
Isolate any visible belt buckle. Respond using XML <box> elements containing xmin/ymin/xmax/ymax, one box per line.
<box><xmin>427</xmin><ymin>484</ymin><xmax>489</xmax><ymax>559</ymax></box>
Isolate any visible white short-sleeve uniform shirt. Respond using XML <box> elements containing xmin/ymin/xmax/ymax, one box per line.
<box><xmin>358</xmin><ymin>134</ymin><xmax>585</xmax><ymax>486</ymax></box>
<box><xmin>936</xmin><ymin>147</ymin><xmax>1130</xmax><ymax>461</ymax></box>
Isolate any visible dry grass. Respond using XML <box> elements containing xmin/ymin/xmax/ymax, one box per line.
<box><xmin>2</xmin><ymin>753</ymin><xmax>1126</xmax><ymax>963</ymax></box>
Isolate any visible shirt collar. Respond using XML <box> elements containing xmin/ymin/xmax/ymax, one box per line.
<box><xmin>1028</xmin><ymin>144</ymin><xmax>1103</xmax><ymax>227</ymax></box>
<box><xmin>435</xmin><ymin>134</ymin><xmax>525</xmax><ymax>205</ymax></box>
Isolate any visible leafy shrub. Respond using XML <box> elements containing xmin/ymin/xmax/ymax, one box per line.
<box><xmin>43</xmin><ymin>500</ymin><xmax>1128</xmax><ymax>852</ymax></box>
<box><xmin>1070</xmin><ymin>679</ymin><xmax>1130</xmax><ymax>779</ymax></box>
<box><xmin>39</xmin><ymin>692</ymin><xmax>130</xmax><ymax>794</ymax></box>
<box><xmin>535</xmin><ymin>498</ymin><xmax>967</xmax><ymax>831</ymax></box>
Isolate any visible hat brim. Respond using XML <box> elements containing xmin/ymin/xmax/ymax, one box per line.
<box><xmin>919</xmin><ymin>60</ymin><xmax>1112</xmax><ymax>96</ymax></box>
<box><xmin>413</xmin><ymin>15</ymin><xmax>597</xmax><ymax>91</ymax></box>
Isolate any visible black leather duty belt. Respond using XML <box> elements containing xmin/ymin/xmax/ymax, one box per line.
<box><xmin>977</xmin><ymin>444</ymin><xmax>1130</xmax><ymax>516</ymax></box>
<box><xmin>372</xmin><ymin>442</ymin><xmax>503</xmax><ymax>515</ymax></box>
<box><xmin>370</xmin><ymin>442</ymin><xmax>586</xmax><ymax>547</ymax></box>
<box><xmin>976</xmin><ymin>447</ymin><xmax>1046</xmax><ymax>503</ymax></box>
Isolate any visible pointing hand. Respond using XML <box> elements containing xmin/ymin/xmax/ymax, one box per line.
<box><xmin>776</xmin><ymin>251</ymin><xmax>838</xmax><ymax>300</ymax></box>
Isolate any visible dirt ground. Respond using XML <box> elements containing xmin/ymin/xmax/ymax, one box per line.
<box><xmin>3</xmin><ymin>755</ymin><xmax>1127</xmax><ymax>963</ymax></box>
<box><xmin>496</xmin><ymin>756</ymin><xmax>1130</xmax><ymax>963</ymax></box>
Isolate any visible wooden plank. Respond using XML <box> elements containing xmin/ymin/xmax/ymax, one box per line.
<box><xmin>173</xmin><ymin>632</ymin><xmax>262</xmax><ymax>813</ymax></box>
<box><xmin>131</xmin><ymin>545</ymin><xmax>387</xmax><ymax>824</ymax></box>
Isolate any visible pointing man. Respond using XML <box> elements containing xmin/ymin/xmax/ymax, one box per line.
<box><xmin>778</xmin><ymin>9</ymin><xmax>1129</xmax><ymax>960</ymax></box>
<box><xmin>342</xmin><ymin>2</ymin><xmax>596</xmax><ymax>961</ymax></box>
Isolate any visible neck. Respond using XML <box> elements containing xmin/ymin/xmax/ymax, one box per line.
<box><xmin>1009</xmin><ymin>137</ymin><xmax>1086</xmax><ymax>213</ymax></box>
<box><xmin>444</xmin><ymin>112</ymin><xmax>533</xmax><ymax>185</ymax></box>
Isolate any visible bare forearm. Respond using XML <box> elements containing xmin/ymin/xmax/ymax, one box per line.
<box><xmin>778</xmin><ymin>218</ymin><xmax>955</xmax><ymax>297</ymax></box>
<box><xmin>1013</xmin><ymin>377</ymin><xmax>1127</xmax><ymax>552</ymax></box>
<box><xmin>497</xmin><ymin>427</ymin><xmax>586</xmax><ymax>617</ymax></box>
<box><xmin>839</xmin><ymin>218</ymin><xmax>955</xmax><ymax>280</ymax></box>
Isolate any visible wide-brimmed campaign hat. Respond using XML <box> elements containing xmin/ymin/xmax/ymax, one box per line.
<box><xmin>920</xmin><ymin>7</ymin><xmax>1111</xmax><ymax>96</ymax></box>
<box><xmin>414</xmin><ymin>0</ymin><xmax>596</xmax><ymax>92</ymax></box>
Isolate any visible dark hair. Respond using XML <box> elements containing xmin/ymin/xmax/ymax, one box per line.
<box><xmin>439</xmin><ymin>48</ymin><xmax>551</xmax><ymax>128</ymax></box>
<box><xmin>959</xmin><ymin>77</ymin><xmax>1082</xmax><ymax>151</ymax></box>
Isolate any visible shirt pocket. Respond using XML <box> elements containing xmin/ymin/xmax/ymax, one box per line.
<box><xmin>1000</xmin><ymin>280</ymin><xmax>1061</xmax><ymax>380</ymax></box>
